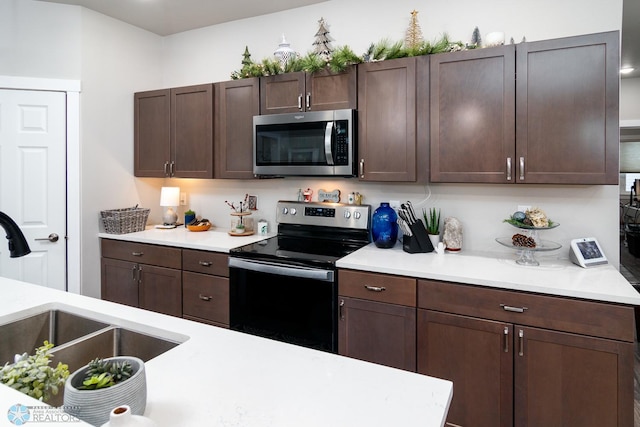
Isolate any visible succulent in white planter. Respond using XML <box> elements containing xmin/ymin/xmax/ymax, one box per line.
<box><xmin>64</xmin><ymin>356</ymin><xmax>147</xmax><ymax>427</ymax></box>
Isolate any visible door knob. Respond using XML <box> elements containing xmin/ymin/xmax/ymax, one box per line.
<box><xmin>35</xmin><ymin>233</ymin><xmax>59</xmax><ymax>242</ymax></box>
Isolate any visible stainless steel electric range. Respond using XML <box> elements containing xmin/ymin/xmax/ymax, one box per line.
<box><xmin>228</xmin><ymin>200</ymin><xmax>371</xmax><ymax>353</ymax></box>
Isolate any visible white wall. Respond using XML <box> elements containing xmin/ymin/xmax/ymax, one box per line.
<box><xmin>78</xmin><ymin>9</ymin><xmax>163</xmax><ymax>297</ymax></box>
<box><xmin>0</xmin><ymin>0</ymin><xmax>81</xmax><ymax>78</ymax></box>
<box><xmin>621</xmin><ymin>77</ymin><xmax>640</xmax><ymax>121</ymax></box>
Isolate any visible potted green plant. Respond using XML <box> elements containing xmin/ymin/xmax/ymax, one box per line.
<box><xmin>184</xmin><ymin>209</ymin><xmax>196</xmax><ymax>227</ymax></box>
<box><xmin>64</xmin><ymin>356</ymin><xmax>147</xmax><ymax>426</ymax></box>
<box><xmin>0</xmin><ymin>341</ymin><xmax>69</xmax><ymax>403</ymax></box>
<box><xmin>423</xmin><ymin>207</ymin><xmax>441</xmax><ymax>247</ymax></box>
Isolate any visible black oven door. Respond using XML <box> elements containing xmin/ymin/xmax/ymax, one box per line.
<box><xmin>228</xmin><ymin>257</ymin><xmax>337</xmax><ymax>353</ymax></box>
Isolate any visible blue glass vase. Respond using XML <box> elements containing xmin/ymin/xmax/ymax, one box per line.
<box><xmin>371</xmin><ymin>202</ymin><xmax>398</xmax><ymax>248</ymax></box>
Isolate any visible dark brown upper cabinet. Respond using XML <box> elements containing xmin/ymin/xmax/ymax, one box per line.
<box><xmin>214</xmin><ymin>78</ymin><xmax>259</xmax><ymax>179</ymax></box>
<box><xmin>357</xmin><ymin>56</ymin><xmax>429</xmax><ymax>182</ymax></box>
<box><xmin>259</xmin><ymin>66</ymin><xmax>357</xmax><ymax>114</ymax></box>
<box><xmin>430</xmin><ymin>31</ymin><xmax>619</xmax><ymax>184</ymax></box>
<box><xmin>134</xmin><ymin>84</ymin><xmax>213</xmax><ymax>178</ymax></box>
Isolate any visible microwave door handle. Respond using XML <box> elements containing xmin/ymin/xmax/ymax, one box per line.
<box><xmin>324</xmin><ymin>121</ymin><xmax>334</xmax><ymax>166</ymax></box>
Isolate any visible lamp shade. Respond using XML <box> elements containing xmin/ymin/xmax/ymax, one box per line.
<box><xmin>160</xmin><ymin>187</ymin><xmax>180</xmax><ymax>207</ymax></box>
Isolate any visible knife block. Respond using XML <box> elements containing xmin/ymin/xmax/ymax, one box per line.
<box><xmin>402</xmin><ymin>235</ymin><xmax>424</xmax><ymax>253</ymax></box>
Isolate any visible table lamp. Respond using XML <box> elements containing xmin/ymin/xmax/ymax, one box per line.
<box><xmin>160</xmin><ymin>187</ymin><xmax>180</xmax><ymax>225</ymax></box>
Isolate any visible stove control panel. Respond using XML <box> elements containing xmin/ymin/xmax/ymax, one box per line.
<box><xmin>277</xmin><ymin>201</ymin><xmax>371</xmax><ymax>230</ymax></box>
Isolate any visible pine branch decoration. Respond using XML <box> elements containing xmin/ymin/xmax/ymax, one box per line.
<box><xmin>405</xmin><ymin>10</ymin><xmax>424</xmax><ymax>50</ymax></box>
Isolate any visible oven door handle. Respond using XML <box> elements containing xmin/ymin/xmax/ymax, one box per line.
<box><xmin>229</xmin><ymin>257</ymin><xmax>334</xmax><ymax>282</ymax></box>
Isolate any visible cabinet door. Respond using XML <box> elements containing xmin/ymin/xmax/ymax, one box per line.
<box><xmin>183</xmin><ymin>271</ymin><xmax>229</xmax><ymax>326</ymax></box>
<box><xmin>138</xmin><ymin>264</ymin><xmax>182</xmax><ymax>317</ymax></box>
<box><xmin>101</xmin><ymin>257</ymin><xmax>138</xmax><ymax>307</ymax></box>
<box><xmin>417</xmin><ymin>309</ymin><xmax>513</xmax><ymax>427</ymax></box>
<box><xmin>516</xmin><ymin>31</ymin><xmax>619</xmax><ymax>184</ymax></box>
<box><xmin>430</xmin><ymin>45</ymin><xmax>516</xmax><ymax>183</ymax></box>
<box><xmin>134</xmin><ymin>89</ymin><xmax>170</xmax><ymax>177</ymax></box>
<box><xmin>339</xmin><ymin>296</ymin><xmax>416</xmax><ymax>371</ymax></box>
<box><xmin>214</xmin><ymin>78</ymin><xmax>259</xmax><ymax>179</ymax></box>
<box><xmin>171</xmin><ymin>84</ymin><xmax>214</xmax><ymax>178</ymax></box>
<box><xmin>306</xmin><ymin>66</ymin><xmax>357</xmax><ymax>111</ymax></box>
<box><xmin>357</xmin><ymin>57</ymin><xmax>424</xmax><ymax>182</ymax></box>
<box><xmin>514</xmin><ymin>326</ymin><xmax>633</xmax><ymax>427</ymax></box>
<box><xmin>260</xmin><ymin>72</ymin><xmax>306</xmax><ymax>114</ymax></box>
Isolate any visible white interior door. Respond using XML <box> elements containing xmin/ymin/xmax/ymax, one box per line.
<box><xmin>0</xmin><ymin>89</ymin><xmax>67</xmax><ymax>291</ymax></box>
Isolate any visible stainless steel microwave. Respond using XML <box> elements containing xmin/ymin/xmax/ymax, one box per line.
<box><xmin>253</xmin><ymin>109</ymin><xmax>356</xmax><ymax>177</ymax></box>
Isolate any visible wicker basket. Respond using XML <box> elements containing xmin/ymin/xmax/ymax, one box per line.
<box><xmin>101</xmin><ymin>207</ymin><xmax>150</xmax><ymax>234</ymax></box>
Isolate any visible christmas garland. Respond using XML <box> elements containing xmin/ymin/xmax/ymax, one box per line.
<box><xmin>231</xmin><ymin>34</ymin><xmax>468</xmax><ymax>80</ymax></box>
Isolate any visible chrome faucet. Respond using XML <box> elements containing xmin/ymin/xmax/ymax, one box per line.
<box><xmin>0</xmin><ymin>211</ymin><xmax>31</xmax><ymax>258</ymax></box>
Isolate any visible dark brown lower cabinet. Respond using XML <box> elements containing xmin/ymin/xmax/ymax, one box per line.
<box><xmin>182</xmin><ymin>271</ymin><xmax>229</xmax><ymax>327</ymax></box>
<box><xmin>101</xmin><ymin>257</ymin><xmax>139</xmax><ymax>308</ymax></box>
<box><xmin>418</xmin><ymin>309</ymin><xmax>634</xmax><ymax>427</ymax></box>
<box><xmin>339</xmin><ymin>296</ymin><xmax>416</xmax><ymax>371</ymax></box>
<box><xmin>417</xmin><ymin>310</ymin><xmax>512</xmax><ymax>427</ymax></box>
<box><xmin>515</xmin><ymin>326</ymin><xmax>633</xmax><ymax>427</ymax></box>
<box><xmin>137</xmin><ymin>264</ymin><xmax>182</xmax><ymax>317</ymax></box>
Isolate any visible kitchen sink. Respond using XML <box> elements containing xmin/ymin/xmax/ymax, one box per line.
<box><xmin>51</xmin><ymin>326</ymin><xmax>180</xmax><ymax>373</ymax></box>
<box><xmin>0</xmin><ymin>307</ymin><xmax>185</xmax><ymax>407</ymax></box>
<box><xmin>0</xmin><ymin>310</ymin><xmax>109</xmax><ymax>365</ymax></box>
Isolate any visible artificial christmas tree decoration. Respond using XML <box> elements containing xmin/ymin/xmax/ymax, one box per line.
<box><xmin>313</xmin><ymin>18</ymin><xmax>334</xmax><ymax>61</ymax></box>
<box><xmin>471</xmin><ymin>26</ymin><xmax>481</xmax><ymax>47</ymax></box>
<box><xmin>405</xmin><ymin>10</ymin><xmax>424</xmax><ymax>50</ymax></box>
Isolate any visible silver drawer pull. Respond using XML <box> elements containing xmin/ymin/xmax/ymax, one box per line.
<box><xmin>364</xmin><ymin>285</ymin><xmax>386</xmax><ymax>292</ymax></box>
<box><xmin>198</xmin><ymin>294</ymin><xmax>212</xmax><ymax>301</ymax></box>
<box><xmin>198</xmin><ymin>261</ymin><xmax>212</xmax><ymax>267</ymax></box>
<box><xmin>500</xmin><ymin>304</ymin><xmax>528</xmax><ymax>313</ymax></box>
<box><xmin>131</xmin><ymin>252</ymin><xmax>143</xmax><ymax>257</ymax></box>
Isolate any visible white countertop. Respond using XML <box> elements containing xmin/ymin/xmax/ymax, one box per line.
<box><xmin>0</xmin><ymin>278</ymin><xmax>453</xmax><ymax>427</ymax></box>
<box><xmin>337</xmin><ymin>243</ymin><xmax>640</xmax><ymax>306</ymax></box>
<box><xmin>98</xmin><ymin>227</ymin><xmax>272</xmax><ymax>253</ymax></box>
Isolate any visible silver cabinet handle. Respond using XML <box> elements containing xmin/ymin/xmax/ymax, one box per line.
<box><xmin>518</xmin><ymin>329</ymin><xmax>524</xmax><ymax>356</ymax></box>
<box><xmin>132</xmin><ymin>265</ymin><xmax>137</xmax><ymax>281</ymax></box>
<box><xmin>131</xmin><ymin>252</ymin><xmax>144</xmax><ymax>257</ymax></box>
<box><xmin>198</xmin><ymin>261</ymin><xmax>212</xmax><ymax>267</ymax></box>
<box><xmin>506</xmin><ymin>157</ymin><xmax>512</xmax><ymax>181</ymax></box>
<box><xmin>35</xmin><ymin>233</ymin><xmax>59</xmax><ymax>242</ymax></box>
<box><xmin>359</xmin><ymin>159</ymin><xmax>365</xmax><ymax>178</ymax></box>
<box><xmin>500</xmin><ymin>304</ymin><xmax>528</xmax><ymax>313</ymax></box>
<box><xmin>170</xmin><ymin>161</ymin><xmax>175</xmax><ymax>176</ymax></box>
<box><xmin>198</xmin><ymin>294</ymin><xmax>212</xmax><ymax>301</ymax></box>
<box><xmin>519</xmin><ymin>156</ymin><xmax>525</xmax><ymax>181</ymax></box>
<box><xmin>339</xmin><ymin>299</ymin><xmax>345</xmax><ymax>320</ymax></box>
<box><xmin>364</xmin><ymin>285</ymin><xmax>386</xmax><ymax>292</ymax></box>
<box><xmin>163</xmin><ymin>161</ymin><xmax>169</xmax><ymax>176</ymax></box>
<box><xmin>306</xmin><ymin>92</ymin><xmax>311</xmax><ymax>109</ymax></box>
<box><xmin>503</xmin><ymin>326</ymin><xmax>509</xmax><ymax>353</ymax></box>
<box><xmin>298</xmin><ymin>94</ymin><xmax>302</xmax><ymax>110</ymax></box>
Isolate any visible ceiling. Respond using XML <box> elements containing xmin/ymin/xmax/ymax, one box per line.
<box><xmin>38</xmin><ymin>0</ymin><xmax>639</xmax><ymax>78</ymax></box>
<box><xmin>36</xmin><ymin>0</ymin><xmax>329</xmax><ymax>36</ymax></box>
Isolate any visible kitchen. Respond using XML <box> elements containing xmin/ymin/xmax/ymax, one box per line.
<box><xmin>1</xmin><ymin>0</ymin><xmax>639</xmax><ymax>425</ymax></box>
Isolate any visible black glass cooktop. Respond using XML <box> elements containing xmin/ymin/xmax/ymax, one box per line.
<box><xmin>230</xmin><ymin>224</ymin><xmax>370</xmax><ymax>269</ymax></box>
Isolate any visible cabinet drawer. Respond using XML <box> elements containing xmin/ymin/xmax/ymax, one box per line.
<box><xmin>101</xmin><ymin>239</ymin><xmax>181</xmax><ymax>269</ymax></box>
<box><xmin>418</xmin><ymin>279</ymin><xmax>635</xmax><ymax>342</ymax></box>
<box><xmin>339</xmin><ymin>269</ymin><xmax>416</xmax><ymax>307</ymax></box>
<box><xmin>183</xmin><ymin>271</ymin><xmax>229</xmax><ymax>325</ymax></box>
<box><xmin>183</xmin><ymin>249</ymin><xmax>228</xmax><ymax>276</ymax></box>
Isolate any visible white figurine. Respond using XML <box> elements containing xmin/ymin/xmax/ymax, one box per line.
<box><xmin>443</xmin><ymin>217</ymin><xmax>462</xmax><ymax>252</ymax></box>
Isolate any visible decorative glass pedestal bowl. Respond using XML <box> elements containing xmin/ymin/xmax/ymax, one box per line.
<box><xmin>496</xmin><ymin>224</ymin><xmax>561</xmax><ymax>266</ymax></box>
